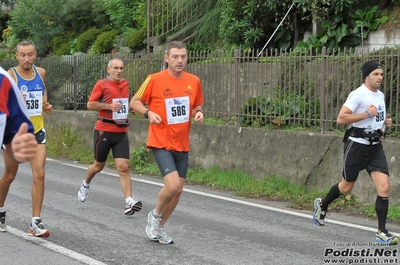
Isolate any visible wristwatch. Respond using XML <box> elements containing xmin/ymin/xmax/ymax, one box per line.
<box><xmin>144</xmin><ymin>110</ymin><xmax>149</xmax><ymax>119</ymax></box>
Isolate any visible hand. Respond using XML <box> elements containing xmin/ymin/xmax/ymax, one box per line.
<box><xmin>385</xmin><ymin>114</ymin><xmax>392</xmax><ymax>128</ymax></box>
<box><xmin>110</xmin><ymin>102</ymin><xmax>122</xmax><ymax>112</ymax></box>
<box><xmin>129</xmin><ymin>107</ymin><xmax>136</xmax><ymax>115</ymax></box>
<box><xmin>148</xmin><ymin>111</ymin><xmax>162</xmax><ymax>124</ymax></box>
<box><xmin>194</xmin><ymin>111</ymin><xmax>204</xmax><ymax>124</ymax></box>
<box><xmin>43</xmin><ymin>102</ymin><xmax>53</xmax><ymax>114</ymax></box>
<box><xmin>10</xmin><ymin>123</ymin><xmax>38</xmax><ymax>163</ymax></box>
<box><xmin>367</xmin><ymin>104</ymin><xmax>377</xmax><ymax>117</ymax></box>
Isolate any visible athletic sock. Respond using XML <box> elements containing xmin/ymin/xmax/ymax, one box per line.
<box><xmin>152</xmin><ymin>209</ymin><xmax>161</xmax><ymax>219</ymax></box>
<box><xmin>321</xmin><ymin>183</ymin><xmax>342</xmax><ymax>212</ymax></box>
<box><xmin>375</xmin><ymin>195</ymin><xmax>389</xmax><ymax>232</ymax></box>
<box><xmin>0</xmin><ymin>207</ymin><xmax>5</xmax><ymax>213</ymax></box>
<box><xmin>125</xmin><ymin>197</ymin><xmax>133</xmax><ymax>204</ymax></box>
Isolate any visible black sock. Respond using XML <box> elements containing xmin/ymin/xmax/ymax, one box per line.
<box><xmin>375</xmin><ymin>196</ymin><xmax>389</xmax><ymax>233</ymax></box>
<box><xmin>321</xmin><ymin>184</ymin><xmax>342</xmax><ymax>211</ymax></box>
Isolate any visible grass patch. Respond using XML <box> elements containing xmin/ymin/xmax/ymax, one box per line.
<box><xmin>46</xmin><ymin>124</ymin><xmax>400</xmax><ymax>223</ymax></box>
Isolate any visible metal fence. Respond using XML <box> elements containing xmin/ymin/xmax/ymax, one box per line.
<box><xmin>2</xmin><ymin>47</ymin><xmax>400</xmax><ymax>135</ymax></box>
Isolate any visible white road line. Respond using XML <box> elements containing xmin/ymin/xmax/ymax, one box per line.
<box><xmin>56</xmin><ymin>158</ymin><xmax>400</xmax><ymax>237</ymax></box>
<box><xmin>5</xmin><ymin>226</ymin><xmax>107</xmax><ymax>265</ymax></box>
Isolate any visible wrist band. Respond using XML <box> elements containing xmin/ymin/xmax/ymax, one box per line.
<box><xmin>196</xmin><ymin>109</ymin><xmax>205</xmax><ymax>117</ymax></box>
<box><xmin>365</xmin><ymin>110</ymin><xmax>371</xmax><ymax>118</ymax></box>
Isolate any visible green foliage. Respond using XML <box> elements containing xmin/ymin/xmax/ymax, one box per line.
<box><xmin>91</xmin><ymin>29</ymin><xmax>121</xmax><ymax>54</ymax></box>
<box><xmin>102</xmin><ymin>0</ymin><xmax>138</xmax><ymax>30</ymax></box>
<box><xmin>50</xmin><ymin>32</ymin><xmax>77</xmax><ymax>56</ymax></box>
<box><xmin>124</xmin><ymin>28</ymin><xmax>146</xmax><ymax>51</ymax></box>
<box><xmin>77</xmin><ymin>28</ymin><xmax>103</xmax><ymax>53</ymax></box>
<box><xmin>129</xmin><ymin>143</ymin><xmax>153</xmax><ymax>171</ymax></box>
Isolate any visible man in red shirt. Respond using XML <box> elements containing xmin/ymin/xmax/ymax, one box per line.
<box><xmin>130</xmin><ymin>41</ymin><xmax>204</xmax><ymax>244</ymax></box>
<box><xmin>78</xmin><ymin>58</ymin><xmax>142</xmax><ymax>216</ymax></box>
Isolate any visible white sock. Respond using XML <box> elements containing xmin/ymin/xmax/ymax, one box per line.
<box><xmin>0</xmin><ymin>207</ymin><xmax>5</xmax><ymax>213</ymax></box>
<box><xmin>32</xmin><ymin>217</ymin><xmax>41</xmax><ymax>224</ymax></box>
<box><xmin>82</xmin><ymin>180</ymin><xmax>89</xmax><ymax>187</ymax></box>
<box><xmin>125</xmin><ymin>197</ymin><xmax>133</xmax><ymax>204</ymax></box>
<box><xmin>152</xmin><ymin>209</ymin><xmax>161</xmax><ymax>218</ymax></box>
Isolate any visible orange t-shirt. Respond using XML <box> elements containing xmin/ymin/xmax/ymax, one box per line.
<box><xmin>135</xmin><ymin>70</ymin><xmax>203</xmax><ymax>151</ymax></box>
<box><xmin>88</xmin><ymin>78</ymin><xmax>130</xmax><ymax>133</ymax></box>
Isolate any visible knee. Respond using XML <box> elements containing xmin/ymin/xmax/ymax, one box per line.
<box><xmin>339</xmin><ymin>182</ymin><xmax>354</xmax><ymax>194</ymax></box>
<box><xmin>1</xmin><ymin>171</ymin><xmax>16</xmax><ymax>182</ymax></box>
<box><xmin>377</xmin><ymin>183</ymin><xmax>390</xmax><ymax>196</ymax></box>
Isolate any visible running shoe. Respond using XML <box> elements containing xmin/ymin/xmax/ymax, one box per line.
<box><xmin>146</xmin><ymin>211</ymin><xmax>160</xmax><ymax>241</ymax></box>
<box><xmin>0</xmin><ymin>212</ymin><xmax>6</xmax><ymax>232</ymax></box>
<box><xmin>28</xmin><ymin>219</ymin><xmax>50</xmax><ymax>237</ymax></box>
<box><xmin>157</xmin><ymin>226</ymin><xmax>174</xmax><ymax>244</ymax></box>
<box><xmin>375</xmin><ymin>230</ymin><xmax>398</xmax><ymax>245</ymax></box>
<box><xmin>124</xmin><ymin>197</ymin><xmax>142</xmax><ymax>215</ymax></box>
<box><xmin>78</xmin><ymin>181</ymin><xmax>89</xmax><ymax>202</ymax></box>
<box><xmin>313</xmin><ymin>198</ymin><xmax>326</xmax><ymax>226</ymax></box>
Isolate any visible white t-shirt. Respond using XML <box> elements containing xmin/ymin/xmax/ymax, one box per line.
<box><xmin>344</xmin><ymin>84</ymin><xmax>386</xmax><ymax>145</ymax></box>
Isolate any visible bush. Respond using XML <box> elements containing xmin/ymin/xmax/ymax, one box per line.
<box><xmin>124</xmin><ymin>28</ymin><xmax>146</xmax><ymax>51</ymax></box>
<box><xmin>77</xmin><ymin>28</ymin><xmax>102</xmax><ymax>53</ymax></box>
<box><xmin>91</xmin><ymin>29</ymin><xmax>120</xmax><ymax>54</ymax></box>
<box><xmin>50</xmin><ymin>32</ymin><xmax>77</xmax><ymax>56</ymax></box>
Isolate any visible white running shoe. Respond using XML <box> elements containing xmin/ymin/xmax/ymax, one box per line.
<box><xmin>157</xmin><ymin>226</ymin><xmax>174</xmax><ymax>244</ymax></box>
<box><xmin>28</xmin><ymin>219</ymin><xmax>50</xmax><ymax>237</ymax></box>
<box><xmin>146</xmin><ymin>211</ymin><xmax>160</xmax><ymax>241</ymax></box>
<box><xmin>78</xmin><ymin>181</ymin><xmax>89</xmax><ymax>202</ymax></box>
<box><xmin>124</xmin><ymin>198</ymin><xmax>142</xmax><ymax>215</ymax></box>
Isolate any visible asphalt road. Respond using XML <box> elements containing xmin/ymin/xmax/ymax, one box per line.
<box><xmin>1</xmin><ymin>154</ymin><xmax>399</xmax><ymax>265</ymax></box>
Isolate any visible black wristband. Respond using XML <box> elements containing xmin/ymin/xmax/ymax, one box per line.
<box><xmin>144</xmin><ymin>110</ymin><xmax>149</xmax><ymax>119</ymax></box>
<box><xmin>196</xmin><ymin>109</ymin><xmax>205</xmax><ymax>117</ymax></box>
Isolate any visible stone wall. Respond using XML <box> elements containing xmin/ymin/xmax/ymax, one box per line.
<box><xmin>45</xmin><ymin>110</ymin><xmax>400</xmax><ymax>205</ymax></box>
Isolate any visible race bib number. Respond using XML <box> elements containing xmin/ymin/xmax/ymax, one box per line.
<box><xmin>165</xmin><ymin>96</ymin><xmax>190</xmax><ymax>125</ymax></box>
<box><xmin>0</xmin><ymin>113</ymin><xmax>5</xmax><ymax>146</ymax></box>
<box><xmin>371</xmin><ymin>104</ymin><xmax>385</xmax><ymax>130</ymax></box>
<box><xmin>23</xmin><ymin>91</ymin><xmax>43</xmax><ymax>116</ymax></box>
<box><xmin>112</xmin><ymin>98</ymin><xmax>129</xmax><ymax>119</ymax></box>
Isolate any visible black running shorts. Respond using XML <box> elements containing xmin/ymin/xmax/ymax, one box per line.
<box><xmin>342</xmin><ymin>140</ymin><xmax>389</xmax><ymax>182</ymax></box>
<box><xmin>93</xmin><ymin>130</ymin><xmax>130</xmax><ymax>162</ymax></box>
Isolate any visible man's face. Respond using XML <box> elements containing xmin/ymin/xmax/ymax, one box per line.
<box><xmin>367</xmin><ymin>69</ymin><xmax>383</xmax><ymax>89</ymax></box>
<box><xmin>107</xmin><ymin>60</ymin><xmax>124</xmax><ymax>82</ymax></box>
<box><xmin>16</xmin><ymin>44</ymin><xmax>36</xmax><ymax>70</ymax></box>
<box><xmin>165</xmin><ymin>48</ymin><xmax>187</xmax><ymax>74</ymax></box>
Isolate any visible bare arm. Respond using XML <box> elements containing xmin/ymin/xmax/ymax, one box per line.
<box><xmin>337</xmin><ymin>104</ymin><xmax>377</xmax><ymax>125</ymax></box>
<box><xmin>129</xmin><ymin>95</ymin><xmax>162</xmax><ymax>124</ymax></box>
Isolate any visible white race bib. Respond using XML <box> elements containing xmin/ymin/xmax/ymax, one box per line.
<box><xmin>0</xmin><ymin>113</ymin><xmax>5</xmax><ymax>146</ymax></box>
<box><xmin>165</xmin><ymin>96</ymin><xmax>190</xmax><ymax>125</ymax></box>
<box><xmin>23</xmin><ymin>91</ymin><xmax>43</xmax><ymax>116</ymax></box>
<box><xmin>112</xmin><ymin>98</ymin><xmax>129</xmax><ymax>120</ymax></box>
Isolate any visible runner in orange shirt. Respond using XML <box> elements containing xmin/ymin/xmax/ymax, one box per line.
<box><xmin>130</xmin><ymin>41</ymin><xmax>204</xmax><ymax>244</ymax></box>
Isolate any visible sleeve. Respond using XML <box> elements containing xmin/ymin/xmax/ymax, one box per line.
<box><xmin>0</xmin><ymin>70</ymin><xmax>34</xmax><ymax>145</ymax></box>
<box><xmin>88</xmin><ymin>80</ymin><xmax>104</xmax><ymax>102</ymax></box>
<box><xmin>343</xmin><ymin>90</ymin><xmax>359</xmax><ymax>113</ymax></box>
<box><xmin>135</xmin><ymin>75</ymin><xmax>152</xmax><ymax>104</ymax></box>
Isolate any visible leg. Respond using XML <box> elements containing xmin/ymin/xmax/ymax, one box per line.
<box><xmin>85</xmin><ymin>160</ymin><xmax>106</xmax><ymax>185</ymax></box>
<box><xmin>370</xmin><ymin>171</ymin><xmax>390</xmax><ymax>233</ymax></box>
<box><xmin>114</xmin><ymin>157</ymin><xmax>142</xmax><ymax>215</ymax></box>
<box><xmin>78</xmin><ymin>129</ymin><xmax>109</xmax><ymax>202</ymax></box>
<box><xmin>0</xmin><ymin>149</ymin><xmax>19</xmax><ymax>208</ymax></box>
<box><xmin>27</xmin><ymin>143</ymin><xmax>50</xmax><ymax>237</ymax></box>
<box><xmin>115</xmin><ymin>158</ymin><xmax>132</xmax><ymax>198</ymax></box>
<box><xmin>155</xmin><ymin>173</ymin><xmax>185</xmax><ymax>225</ymax></box>
<box><xmin>30</xmin><ymin>144</ymin><xmax>46</xmax><ymax>218</ymax></box>
<box><xmin>0</xmin><ymin>149</ymin><xmax>19</xmax><ymax>231</ymax></box>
